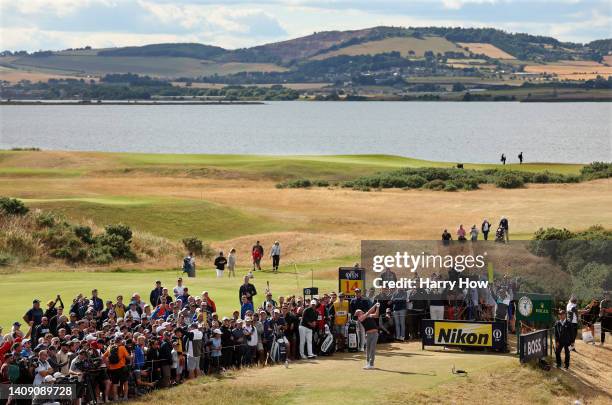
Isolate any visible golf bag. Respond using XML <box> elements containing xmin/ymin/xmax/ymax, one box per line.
<box><xmin>346</xmin><ymin>320</ymin><xmax>359</xmax><ymax>352</ymax></box>
<box><xmin>495</xmin><ymin>227</ymin><xmax>505</xmax><ymax>243</ymax></box>
<box><xmin>269</xmin><ymin>331</ymin><xmax>288</xmax><ymax>364</ymax></box>
<box><xmin>317</xmin><ymin>324</ymin><xmax>335</xmax><ymax>356</ymax></box>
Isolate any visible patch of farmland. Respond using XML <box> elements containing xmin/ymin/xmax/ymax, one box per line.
<box><xmin>7</xmin><ymin>55</ymin><xmax>287</xmax><ymax>78</ymax></box>
<box><xmin>457</xmin><ymin>42</ymin><xmax>516</xmax><ymax>59</ymax></box>
<box><xmin>310</xmin><ymin>36</ymin><xmax>465</xmax><ymax>60</ymax></box>
<box><xmin>524</xmin><ymin>60</ymin><xmax>612</xmax><ymax>80</ymax></box>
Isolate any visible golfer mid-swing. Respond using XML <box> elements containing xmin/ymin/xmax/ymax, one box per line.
<box><xmin>355</xmin><ymin>302</ymin><xmax>380</xmax><ymax>369</ymax></box>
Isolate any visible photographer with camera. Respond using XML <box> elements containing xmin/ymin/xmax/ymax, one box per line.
<box><xmin>69</xmin><ymin>349</ymin><xmax>93</xmax><ymax>404</ymax></box>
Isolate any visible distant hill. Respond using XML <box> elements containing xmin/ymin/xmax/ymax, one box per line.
<box><xmin>1</xmin><ymin>26</ymin><xmax>610</xmax><ymax>83</ymax></box>
<box><xmin>98</xmin><ymin>43</ymin><xmax>226</xmax><ymax>59</ymax></box>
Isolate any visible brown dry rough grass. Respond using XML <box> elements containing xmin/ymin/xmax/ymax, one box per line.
<box><xmin>457</xmin><ymin>42</ymin><xmax>516</xmax><ymax>59</ymax></box>
<box><xmin>2</xmin><ymin>175</ymin><xmax>611</xmax><ymax>264</ymax></box>
<box><xmin>131</xmin><ymin>340</ymin><xmax>611</xmax><ymax>405</ymax></box>
<box><xmin>524</xmin><ymin>61</ymin><xmax>612</xmax><ymax>80</ymax></box>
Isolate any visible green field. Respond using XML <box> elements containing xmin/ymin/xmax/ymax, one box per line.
<box><xmin>0</xmin><ymin>258</ymin><xmax>348</xmax><ymax>327</ymax></box>
<box><xmin>1</xmin><ymin>55</ymin><xmax>286</xmax><ymax>78</ymax></box>
<box><xmin>22</xmin><ymin>197</ymin><xmax>289</xmax><ymax>241</ymax></box>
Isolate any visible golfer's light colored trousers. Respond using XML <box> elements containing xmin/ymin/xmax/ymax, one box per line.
<box><xmin>366</xmin><ymin>331</ymin><xmax>378</xmax><ymax>367</ymax></box>
<box><xmin>299</xmin><ymin>325</ymin><xmax>314</xmax><ymax>357</ymax></box>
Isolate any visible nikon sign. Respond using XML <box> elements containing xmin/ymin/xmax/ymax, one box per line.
<box><xmin>421</xmin><ymin>320</ymin><xmax>507</xmax><ymax>350</ymax></box>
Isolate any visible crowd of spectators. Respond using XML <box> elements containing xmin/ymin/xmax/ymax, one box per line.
<box><xmin>0</xmin><ymin>250</ymin><xmax>609</xmax><ymax>403</ymax></box>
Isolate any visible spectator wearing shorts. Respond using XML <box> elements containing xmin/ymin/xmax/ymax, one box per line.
<box><xmin>103</xmin><ymin>338</ymin><xmax>131</xmax><ymax>401</ymax></box>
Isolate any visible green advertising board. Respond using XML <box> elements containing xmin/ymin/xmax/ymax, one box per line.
<box><xmin>516</xmin><ymin>292</ymin><xmax>553</xmax><ymax>324</ymax></box>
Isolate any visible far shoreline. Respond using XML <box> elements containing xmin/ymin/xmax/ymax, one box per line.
<box><xmin>0</xmin><ymin>100</ymin><xmax>264</xmax><ymax>106</ymax></box>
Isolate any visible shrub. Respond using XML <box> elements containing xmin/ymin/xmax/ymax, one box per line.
<box><xmin>276</xmin><ymin>179</ymin><xmax>313</xmax><ymax>188</ymax></box>
<box><xmin>423</xmin><ymin>179</ymin><xmax>446</xmax><ymax>190</ymax></box>
<box><xmin>88</xmin><ymin>245</ymin><xmax>114</xmax><ymax>265</ymax></box>
<box><xmin>35</xmin><ymin>212</ymin><xmax>56</xmax><ymax>228</ymax></box>
<box><xmin>50</xmin><ymin>238</ymin><xmax>87</xmax><ymax>263</ymax></box>
<box><xmin>0</xmin><ymin>197</ymin><xmax>29</xmax><ymax>216</ymax></box>
<box><xmin>444</xmin><ymin>183</ymin><xmax>458</xmax><ymax>192</ymax></box>
<box><xmin>313</xmin><ymin>180</ymin><xmax>330</xmax><ymax>187</ymax></box>
<box><xmin>580</xmin><ymin>162</ymin><xmax>611</xmax><ymax>180</ymax></box>
<box><xmin>532</xmin><ymin>171</ymin><xmax>551</xmax><ymax>183</ymax></box>
<box><xmin>181</xmin><ymin>237</ymin><xmax>214</xmax><ymax>258</ymax></box>
<box><xmin>38</xmin><ymin>226</ymin><xmax>74</xmax><ymax>250</ymax></box>
<box><xmin>0</xmin><ymin>253</ymin><xmax>13</xmax><ymax>266</ymax></box>
<box><xmin>533</xmin><ymin>227</ymin><xmax>575</xmax><ymax>241</ymax></box>
<box><xmin>495</xmin><ymin>173</ymin><xmax>524</xmax><ymax>189</ymax></box>
<box><xmin>182</xmin><ymin>237</ymin><xmax>203</xmax><ymax>256</ymax></box>
<box><xmin>462</xmin><ymin>179</ymin><xmax>479</xmax><ymax>190</ymax></box>
<box><xmin>403</xmin><ymin>175</ymin><xmax>427</xmax><ymax>188</ymax></box>
<box><xmin>96</xmin><ymin>233</ymin><xmax>135</xmax><ymax>261</ymax></box>
<box><xmin>104</xmin><ymin>224</ymin><xmax>133</xmax><ymax>242</ymax></box>
<box><xmin>74</xmin><ymin>225</ymin><xmax>94</xmax><ymax>244</ymax></box>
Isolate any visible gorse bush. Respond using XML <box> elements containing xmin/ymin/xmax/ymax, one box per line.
<box><xmin>495</xmin><ymin>173</ymin><xmax>524</xmax><ymax>189</ymax></box>
<box><xmin>530</xmin><ymin>225</ymin><xmax>612</xmax><ymax>300</ymax></box>
<box><xmin>275</xmin><ymin>179</ymin><xmax>330</xmax><ymax>189</ymax></box>
<box><xmin>580</xmin><ymin>162</ymin><xmax>611</xmax><ymax>180</ymax></box>
<box><xmin>182</xmin><ymin>237</ymin><xmax>215</xmax><ymax>259</ymax></box>
<box><xmin>342</xmin><ymin>164</ymin><xmax>601</xmax><ymax>192</ymax></box>
<box><xmin>0</xmin><ymin>197</ymin><xmax>29</xmax><ymax>216</ymax></box>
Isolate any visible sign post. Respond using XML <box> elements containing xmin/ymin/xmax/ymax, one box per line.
<box><xmin>338</xmin><ymin>267</ymin><xmax>365</xmax><ymax>298</ymax></box>
<box><xmin>519</xmin><ymin>329</ymin><xmax>548</xmax><ymax>363</ymax></box>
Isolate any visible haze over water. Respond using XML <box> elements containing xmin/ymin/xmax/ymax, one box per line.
<box><xmin>1</xmin><ymin>102</ymin><xmax>610</xmax><ymax>163</ymax></box>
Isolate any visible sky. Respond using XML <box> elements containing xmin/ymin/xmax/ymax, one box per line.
<box><xmin>1</xmin><ymin>0</ymin><xmax>611</xmax><ymax>51</ymax></box>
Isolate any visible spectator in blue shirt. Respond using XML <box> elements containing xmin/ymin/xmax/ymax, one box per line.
<box><xmin>240</xmin><ymin>295</ymin><xmax>254</xmax><ymax>319</ymax></box>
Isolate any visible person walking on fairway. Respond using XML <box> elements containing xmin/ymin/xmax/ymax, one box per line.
<box><xmin>214</xmin><ymin>251</ymin><xmax>228</xmax><ymax>278</ymax></box>
<box><xmin>481</xmin><ymin>219</ymin><xmax>491</xmax><ymax>241</ymax></box>
<box><xmin>518</xmin><ymin>152</ymin><xmax>523</xmax><ymax>164</ymax></box>
<box><xmin>270</xmin><ymin>241</ymin><xmax>281</xmax><ymax>273</ymax></box>
<box><xmin>227</xmin><ymin>248</ymin><xmax>237</xmax><ymax>278</ymax></box>
<box><xmin>356</xmin><ymin>302</ymin><xmax>380</xmax><ymax>370</ymax></box>
<box><xmin>500</xmin><ymin>154</ymin><xmax>506</xmax><ymax>165</ymax></box>
<box><xmin>252</xmin><ymin>241</ymin><xmax>264</xmax><ymax>271</ymax></box>
<box><xmin>499</xmin><ymin>216</ymin><xmax>509</xmax><ymax>242</ymax></box>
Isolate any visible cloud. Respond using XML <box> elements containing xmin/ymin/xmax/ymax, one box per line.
<box><xmin>441</xmin><ymin>0</ymin><xmax>498</xmax><ymax>10</ymax></box>
<box><xmin>0</xmin><ymin>0</ymin><xmax>609</xmax><ymax>51</ymax></box>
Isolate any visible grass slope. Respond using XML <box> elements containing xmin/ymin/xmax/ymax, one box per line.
<box><xmin>311</xmin><ymin>36</ymin><xmax>465</xmax><ymax>60</ymax></box>
<box><xmin>23</xmin><ymin>197</ymin><xmax>288</xmax><ymax>241</ymax></box>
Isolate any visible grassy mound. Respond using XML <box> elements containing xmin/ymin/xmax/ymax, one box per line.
<box><xmin>0</xmin><ymin>198</ymin><xmax>182</xmax><ymax>267</ymax></box>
